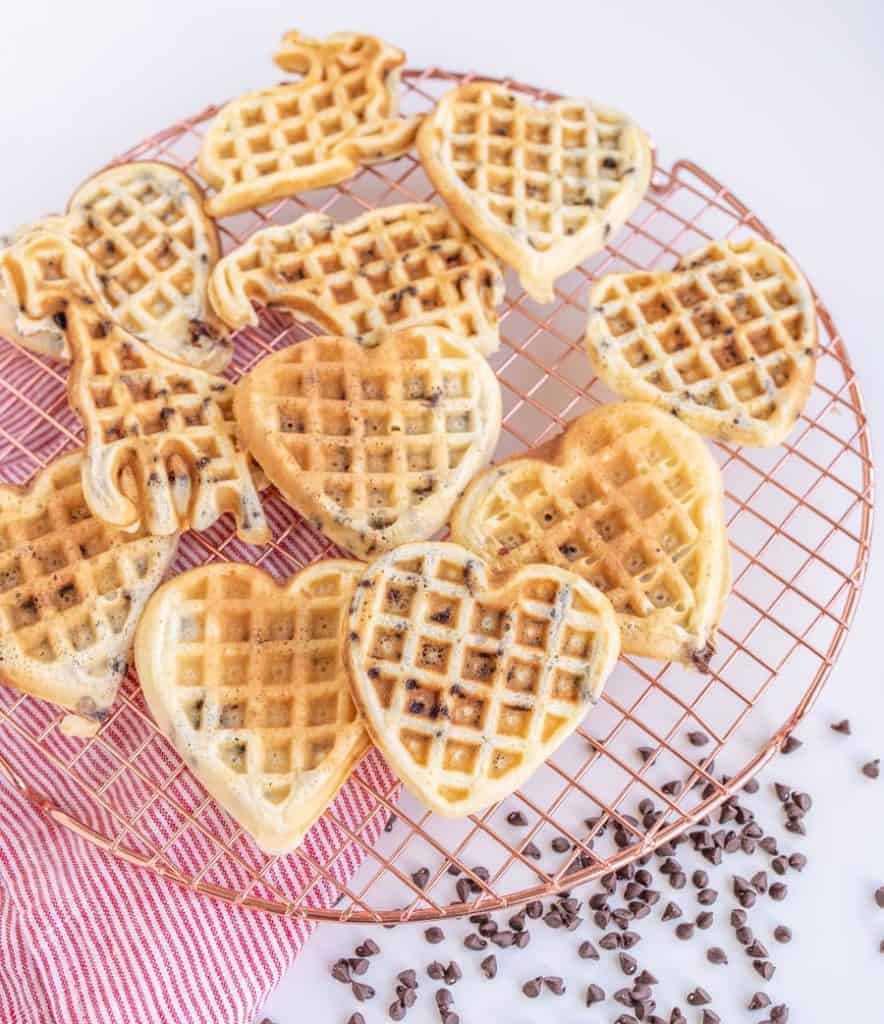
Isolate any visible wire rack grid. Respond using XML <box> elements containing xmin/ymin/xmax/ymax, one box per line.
<box><xmin>0</xmin><ymin>67</ymin><xmax>873</xmax><ymax>923</ymax></box>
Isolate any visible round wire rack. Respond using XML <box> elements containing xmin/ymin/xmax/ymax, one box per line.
<box><xmin>0</xmin><ymin>67</ymin><xmax>874</xmax><ymax>923</ymax></box>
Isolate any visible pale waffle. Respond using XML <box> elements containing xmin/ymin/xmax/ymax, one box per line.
<box><xmin>0</xmin><ymin>450</ymin><xmax>177</xmax><ymax>720</ymax></box>
<box><xmin>347</xmin><ymin>542</ymin><xmax>620</xmax><ymax>817</ymax></box>
<box><xmin>135</xmin><ymin>560</ymin><xmax>368</xmax><ymax>854</ymax></box>
<box><xmin>451</xmin><ymin>403</ymin><xmax>730</xmax><ymax>669</ymax></box>
<box><xmin>209</xmin><ymin>203</ymin><xmax>505</xmax><ymax>356</ymax></box>
<box><xmin>234</xmin><ymin>328</ymin><xmax>501</xmax><ymax>558</ymax></box>
<box><xmin>199</xmin><ymin>30</ymin><xmax>421</xmax><ymax>217</ymax></box>
<box><xmin>418</xmin><ymin>81</ymin><xmax>651</xmax><ymax>303</ymax></box>
<box><xmin>584</xmin><ymin>237</ymin><xmax>817</xmax><ymax>446</ymax></box>
<box><xmin>0</xmin><ymin>230</ymin><xmax>268</xmax><ymax>542</ymax></box>
<box><xmin>0</xmin><ymin>163</ymin><xmax>230</xmax><ymax>371</ymax></box>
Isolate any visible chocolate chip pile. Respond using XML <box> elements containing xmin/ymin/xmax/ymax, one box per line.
<box><xmin>259</xmin><ymin>719</ymin><xmax>882</xmax><ymax>1023</ymax></box>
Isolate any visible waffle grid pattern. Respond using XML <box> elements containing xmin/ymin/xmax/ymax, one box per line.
<box><xmin>356</xmin><ymin>548</ymin><xmax>604</xmax><ymax>803</ymax></box>
<box><xmin>587</xmin><ymin>239</ymin><xmax>813</xmax><ymax>432</ymax></box>
<box><xmin>210</xmin><ymin>203</ymin><xmax>503</xmax><ymax>353</ymax></box>
<box><xmin>437</xmin><ymin>83</ymin><xmax>641</xmax><ymax>250</ymax></box>
<box><xmin>0</xmin><ymin>68</ymin><xmax>871</xmax><ymax>924</ymax></box>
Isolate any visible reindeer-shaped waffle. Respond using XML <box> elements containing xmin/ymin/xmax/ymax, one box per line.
<box><xmin>199</xmin><ymin>30</ymin><xmax>421</xmax><ymax>217</ymax></box>
<box><xmin>0</xmin><ymin>230</ymin><xmax>268</xmax><ymax>543</ymax></box>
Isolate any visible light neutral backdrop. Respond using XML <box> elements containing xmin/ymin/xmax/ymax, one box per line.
<box><xmin>3</xmin><ymin>2</ymin><xmax>884</xmax><ymax>1021</ymax></box>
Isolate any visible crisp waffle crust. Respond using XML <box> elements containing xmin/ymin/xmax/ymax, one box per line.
<box><xmin>451</xmin><ymin>403</ymin><xmax>730</xmax><ymax>668</ymax></box>
<box><xmin>584</xmin><ymin>238</ymin><xmax>817</xmax><ymax>446</ymax></box>
<box><xmin>0</xmin><ymin>451</ymin><xmax>177</xmax><ymax>718</ymax></box>
<box><xmin>135</xmin><ymin>560</ymin><xmax>368</xmax><ymax>854</ymax></box>
<box><xmin>210</xmin><ymin>203</ymin><xmax>505</xmax><ymax>355</ymax></box>
<box><xmin>347</xmin><ymin>542</ymin><xmax>620</xmax><ymax>816</ymax></box>
<box><xmin>0</xmin><ymin>162</ymin><xmax>229</xmax><ymax>370</ymax></box>
<box><xmin>199</xmin><ymin>30</ymin><xmax>421</xmax><ymax>217</ymax></box>
<box><xmin>418</xmin><ymin>81</ymin><xmax>651</xmax><ymax>303</ymax></box>
<box><xmin>234</xmin><ymin>327</ymin><xmax>501</xmax><ymax>558</ymax></box>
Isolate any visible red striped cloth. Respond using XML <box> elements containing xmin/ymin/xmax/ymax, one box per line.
<box><xmin>0</xmin><ymin>739</ymin><xmax>395</xmax><ymax>1024</ymax></box>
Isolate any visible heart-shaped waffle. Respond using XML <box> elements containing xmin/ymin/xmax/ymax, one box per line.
<box><xmin>0</xmin><ymin>230</ymin><xmax>268</xmax><ymax>542</ymax></box>
<box><xmin>234</xmin><ymin>328</ymin><xmax>501</xmax><ymax>558</ymax></box>
<box><xmin>418</xmin><ymin>81</ymin><xmax>651</xmax><ymax>303</ymax></box>
<box><xmin>451</xmin><ymin>403</ymin><xmax>729</xmax><ymax>669</ymax></box>
<box><xmin>0</xmin><ymin>450</ymin><xmax>177</xmax><ymax>720</ymax></box>
<box><xmin>199</xmin><ymin>30</ymin><xmax>421</xmax><ymax>217</ymax></box>
<box><xmin>584</xmin><ymin>237</ymin><xmax>817</xmax><ymax>446</ymax></box>
<box><xmin>135</xmin><ymin>560</ymin><xmax>368</xmax><ymax>854</ymax></box>
<box><xmin>0</xmin><ymin>162</ymin><xmax>230</xmax><ymax>370</ymax></box>
<box><xmin>209</xmin><ymin>203</ymin><xmax>505</xmax><ymax>355</ymax></box>
<box><xmin>347</xmin><ymin>542</ymin><xmax>619</xmax><ymax>816</ymax></box>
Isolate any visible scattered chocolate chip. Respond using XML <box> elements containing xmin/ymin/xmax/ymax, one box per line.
<box><xmin>770</xmin><ymin>1004</ymin><xmax>789</xmax><ymax>1023</ymax></box>
<box><xmin>781</xmin><ymin>736</ymin><xmax>802</xmax><ymax>754</ymax></box>
<box><xmin>687</xmin><ymin>731</ymin><xmax>710</xmax><ymax>747</ymax></box>
<box><xmin>751</xmin><ymin>871</ymin><xmax>768</xmax><ymax>893</ymax></box>
<box><xmin>586</xmin><ymin>983</ymin><xmax>606</xmax><ymax>1006</ymax></box>
<box><xmin>355</xmin><ymin>939</ymin><xmax>380</xmax><ymax>957</ymax></box>
<box><xmin>675</xmin><ymin>922</ymin><xmax>695</xmax><ymax>940</ymax></box>
<box><xmin>444</xmin><ymin>961</ymin><xmax>462</xmax><ymax>985</ymax></box>
<box><xmin>619</xmin><ymin>953</ymin><xmax>637</xmax><ymax>976</ymax></box>
<box><xmin>522</xmin><ymin>977</ymin><xmax>543</xmax><ymax>998</ymax></box>
<box><xmin>637</xmin><ymin>746</ymin><xmax>655</xmax><ymax>763</ymax></box>
<box><xmin>706</xmin><ymin>946</ymin><xmax>727</xmax><ymax>965</ymax></box>
<box><xmin>697</xmin><ymin>888</ymin><xmax>717</xmax><ymax>905</ymax></box>
<box><xmin>662</xmin><ymin>901</ymin><xmax>682</xmax><ymax>921</ymax></box>
<box><xmin>348</xmin><ymin>958</ymin><xmax>369</xmax><ymax>976</ymax></box>
<box><xmin>687</xmin><ymin>987</ymin><xmax>711</xmax><ymax>1006</ymax></box>
<box><xmin>748</xmin><ymin>991</ymin><xmax>772</xmax><ymax>1009</ymax></box>
<box><xmin>743</xmin><ymin>777</ymin><xmax>760</xmax><ymax>794</ymax></box>
<box><xmin>425</xmin><ymin>927</ymin><xmax>444</xmax><ymax>944</ymax></box>
<box><xmin>730</xmin><ymin>909</ymin><xmax>747</xmax><ymax>928</ymax></box>
<box><xmin>427</xmin><ymin>961</ymin><xmax>445</xmax><ymax>979</ymax></box>
<box><xmin>331</xmin><ymin>959</ymin><xmax>351</xmax><ymax>984</ymax></box>
<box><xmin>526</xmin><ymin>900</ymin><xmax>543</xmax><ymax>919</ymax></box>
<box><xmin>544</xmin><ymin>976</ymin><xmax>566</xmax><ymax>995</ymax></box>
<box><xmin>702</xmin><ymin>1011</ymin><xmax>721</xmax><ymax>1024</ymax></box>
<box><xmin>463</xmin><ymin>933</ymin><xmax>486</xmax><ymax>951</ymax></box>
<box><xmin>747</xmin><ymin>940</ymin><xmax>769</xmax><ymax>958</ymax></box>
<box><xmin>506</xmin><ymin>810</ymin><xmax>528</xmax><ymax>826</ymax></box>
<box><xmin>411</xmin><ymin>868</ymin><xmax>430</xmax><ymax>889</ymax></box>
<box><xmin>352</xmin><ymin>982</ymin><xmax>375</xmax><ymax>1002</ymax></box>
<box><xmin>579</xmin><ymin>939</ymin><xmax>600</xmax><ymax>960</ymax></box>
<box><xmin>636</xmin><ymin>969</ymin><xmax>658</xmax><ymax>985</ymax></box>
<box><xmin>346</xmin><ymin>1014</ymin><xmax>365</xmax><ymax>1024</ymax></box>
<box><xmin>622</xmin><ymin>931</ymin><xmax>641</xmax><ymax>949</ymax></box>
<box><xmin>696</xmin><ymin>911</ymin><xmax>714</xmax><ymax>930</ymax></box>
<box><xmin>388</xmin><ymin>999</ymin><xmax>405</xmax><ymax>1020</ymax></box>
<box><xmin>736</xmin><ymin>926</ymin><xmax>754</xmax><ymax>945</ymax></box>
<box><xmin>522</xmin><ymin>841</ymin><xmax>542</xmax><ymax>860</ymax></box>
<box><xmin>551</xmin><ymin>836</ymin><xmax>570</xmax><ymax>853</ymax></box>
<box><xmin>435</xmin><ymin>988</ymin><xmax>453</xmax><ymax>1011</ymax></box>
<box><xmin>769</xmin><ymin>882</ymin><xmax>788</xmax><ymax>901</ymax></box>
<box><xmin>773</xmin><ymin>925</ymin><xmax>792</xmax><ymax>943</ymax></box>
<box><xmin>830</xmin><ymin>718</ymin><xmax>851</xmax><ymax>734</ymax></box>
<box><xmin>600</xmin><ymin>932</ymin><xmax>620</xmax><ymax>950</ymax></box>
<box><xmin>480</xmin><ymin>954</ymin><xmax>497</xmax><ymax>979</ymax></box>
<box><xmin>692</xmin><ymin>870</ymin><xmax>709</xmax><ymax>888</ymax></box>
<box><xmin>753</xmin><ymin>960</ymin><xmax>776</xmax><ymax>981</ymax></box>
<box><xmin>774</xmin><ymin>783</ymin><xmax>791</xmax><ymax>802</ymax></box>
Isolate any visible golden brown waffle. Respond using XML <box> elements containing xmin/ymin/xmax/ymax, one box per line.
<box><xmin>135</xmin><ymin>560</ymin><xmax>368</xmax><ymax>854</ymax></box>
<box><xmin>199</xmin><ymin>30</ymin><xmax>421</xmax><ymax>217</ymax></box>
<box><xmin>0</xmin><ymin>230</ymin><xmax>268</xmax><ymax>542</ymax></box>
<box><xmin>209</xmin><ymin>203</ymin><xmax>505</xmax><ymax>356</ymax></box>
<box><xmin>0</xmin><ymin>450</ymin><xmax>177</xmax><ymax>720</ymax></box>
<box><xmin>584</xmin><ymin>237</ymin><xmax>817</xmax><ymax>446</ymax></box>
<box><xmin>0</xmin><ymin>163</ymin><xmax>230</xmax><ymax>371</ymax></box>
<box><xmin>418</xmin><ymin>81</ymin><xmax>651</xmax><ymax>303</ymax></box>
<box><xmin>347</xmin><ymin>542</ymin><xmax>620</xmax><ymax>816</ymax></box>
<box><xmin>234</xmin><ymin>328</ymin><xmax>501</xmax><ymax>558</ymax></box>
<box><xmin>451</xmin><ymin>403</ymin><xmax>730</xmax><ymax>669</ymax></box>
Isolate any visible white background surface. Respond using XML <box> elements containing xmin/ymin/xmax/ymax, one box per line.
<box><xmin>3</xmin><ymin>1</ymin><xmax>884</xmax><ymax>1021</ymax></box>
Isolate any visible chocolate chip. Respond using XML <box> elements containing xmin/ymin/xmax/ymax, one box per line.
<box><xmin>760</xmin><ymin>836</ymin><xmax>779</xmax><ymax>855</ymax></box>
<box><xmin>619</xmin><ymin>953</ymin><xmax>637</xmax><ymax>976</ymax></box>
<box><xmin>622</xmin><ymin>931</ymin><xmax>641</xmax><ymax>949</ymax></box>
<box><xmin>770</xmin><ymin>1004</ymin><xmax>789</xmax><ymax>1023</ymax></box>
<box><xmin>863</xmin><ymin>759</ymin><xmax>881</xmax><ymax>779</ymax></box>
<box><xmin>702</xmin><ymin>1012</ymin><xmax>721</xmax><ymax>1024</ymax></box>
<box><xmin>526</xmin><ymin>900</ymin><xmax>543</xmax><ymax>919</ymax></box>
<box><xmin>522</xmin><ymin>977</ymin><xmax>543</xmax><ymax>998</ymax></box>
<box><xmin>514</xmin><ymin>930</ymin><xmax>531</xmax><ymax>949</ymax></box>
<box><xmin>331</xmin><ymin>959</ymin><xmax>351</xmax><ymax>983</ymax></box>
<box><xmin>480</xmin><ymin>954</ymin><xmax>497</xmax><ymax>978</ymax></box>
<box><xmin>696</xmin><ymin>912</ymin><xmax>714</xmax><ymax>930</ymax></box>
<box><xmin>662</xmin><ymin>901</ymin><xmax>682</xmax><ymax>921</ymax></box>
<box><xmin>579</xmin><ymin>940</ymin><xmax>599</xmax><ymax>960</ymax></box>
<box><xmin>736</xmin><ymin>926</ymin><xmax>754</xmax><ymax>945</ymax></box>
<box><xmin>692</xmin><ymin>870</ymin><xmax>709</xmax><ymax>888</ymax></box>
<box><xmin>444</xmin><ymin>961</ymin><xmax>462</xmax><ymax>985</ymax></box>
<box><xmin>506</xmin><ymin>810</ymin><xmax>527</xmax><ymax>826</ymax></box>
<box><xmin>352</xmin><ymin>982</ymin><xmax>375</xmax><ymax>1002</ymax></box>
<box><xmin>522</xmin><ymin>841</ymin><xmax>542</xmax><ymax>860</ymax></box>
<box><xmin>830</xmin><ymin>718</ymin><xmax>851</xmax><ymax>734</ymax></box>
<box><xmin>743</xmin><ymin>777</ymin><xmax>760</xmax><ymax>794</ymax></box>
<box><xmin>669</xmin><ymin>871</ymin><xmax>687</xmax><ymax>890</ymax></box>
<box><xmin>769</xmin><ymin>882</ymin><xmax>788</xmax><ymax>901</ymax></box>
<box><xmin>636</xmin><ymin>969</ymin><xmax>658</xmax><ymax>985</ymax></box>
<box><xmin>675</xmin><ymin>923</ymin><xmax>695</xmax><ymax>940</ymax></box>
<box><xmin>463</xmin><ymin>933</ymin><xmax>486</xmax><ymax>951</ymax></box>
<box><xmin>347</xmin><ymin>1015</ymin><xmax>365</xmax><ymax>1024</ymax></box>
<box><xmin>687</xmin><ymin>731</ymin><xmax>710</xmax><ymax>747</ymax></box>
<box><xmin>355</xmin><ymin>939</ymin><xmax>380</xmax><ymax>957</ymax></box>
<box><xmin>348</xmin><ymin>958</ymin><xmax>369</xmax><ymax>976</ymax></box>
<box><xmin>773</xmin><ymin>925</ymin><xmax>792</xmax><ymax>943</ymax></box>
<box><xmin>751</xmin><ymin>871</ymin><xmax>768</xmax><ymax>893</ymax></box>
<box><xmin>435</xmin><ymin>988</ymin><xmax>453</xmax><ymax>1011</ymax></box>
<box><xmin>788</xmin><ymin>852</ymin><xmax>807</xmax><ymax>871</ymax></box>
<box><xmin>781</xmin><ymin>736</ymin><xmax>802</xmax><ymax>754</ymax></box>
<box><xmin>747</xmin><ymin>940</ymin><xmax>769</xmax><ymax>958</ymax></box>
<box><xmin>600</xmin><ymin>933</ymin><xmax>621</xmax><ymax>950</ymax></box>
<box><xmin>697</xmin><ymin>888</ymin><xmax>717</xmax><ymax>905</ymax></box>
<box><xmin>551</xmin><ymin>836</ymin><xmax>570</xmax><ymax>853</ymax></box>
<box><xmin>427</xmin><ymin>961</ymin><xmax>445</xmax><ymax>979</ymax></box>
<box><xmin>411</xmin><ymin>868</ymin><xmax>430</xmax><ymax>889</ymax></box>
<box><xmin>425</xmin><ymin>927</ymin><xmax>444</xmax><ymax>944</ymax></box>
<box><xmin>771</xmin><ymin>856</ymin><xmax>787</xmax><ymax>875</ymax></box>
<box><xmin>748</xmin><ymin>991</ymin><xmax>772</xmax><ymax>1009</ymax></box>
<box><xmin>730</xmin><ymin>909</ymin><xmax>747</xmax><ymax>928</ymax></box>
<box><xmin>586</xmin><ymin>983</ymin><xmax>606</xmax><ymax>1006</ymax></box>
<box><xmin>389</xmin><ymin>999</ymin><xmax>405</xmax><ymax>1020</ymax></box>
<box><xmin>637</xmin><ymin>746</ymin><xmax>655</xmax><ymax>763</ymax></box>
<box><xmin>544</xmin><ymin>976</ymin><xmax>566</xmax><ymax>995</ymax></box>
<box><xmin>774</xmin><ymin>783</ymin><xmax>791</xmax><ymax>802</ymax></box>
<box><xmin>753</xmin><ymin>960</ymin><xmax>776</xmax><ymax>980</ymax></box>
<box><xmin>706</xmin><ymin>946</ymin><xmax>727</xmax><ymax>965</ymax></box>
<box><xmin>687</xmin><ymin>987</ymin><xmax>711</xmax><ymax>1005</ymax></box>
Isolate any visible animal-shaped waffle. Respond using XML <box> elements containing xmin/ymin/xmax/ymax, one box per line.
<box><xmin>199</xmin><ymin>30</ymin><xmax>421</xmax><ymax>217</ymax></box>
<box><xmin>0</xmin><ymin>230</ymin><xmax>268</xmax><ymax>542</ymax></box>
<box><xmin>451</xmin><ymin>403</ymin><xmax>730</xmax><ymax>669</ymax></box>
<box><xmin>0</xmin><ymin>450</ymin><xmax>177</xmax><ymax>721</ymax></box>
<box><xmin>209</xmin><ymin>203</ymin><xmax>505</xmax><ymax>355</ymax></box>
<box><xmin>347</xmin><ymin>542</ymin><xmax>620</xmax><ymax>816</ymax></box>
<box><xmin>584</xmin><ymin>238</ymin><xmax>817</xmax><ymax>446</ymax></box>
<box><xmin>0</xmin><ymin>162</ymin><xmax>230</xmax><ymax>371</ymax></box>
<box><xmin>136</xmin><ymin>560</ymin><xmax>368</xmax><ymax>854</ymax></box>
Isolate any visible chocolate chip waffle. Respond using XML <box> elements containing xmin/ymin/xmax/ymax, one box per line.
<box><xmin>584</xmin><ymin>237</ymin><xmax>817</xmax><ymax>446</ymax></box>
<box><xmin>209</xmin><ymin>203</ymin><xmax>505</xmax><ymax>355</ymax></box>
<box><xmin>0</xmin><ymin>230</ymin><xmax>268</xmax><ymax>542</ymax></box>
<box><xmin>199</xmin><ymin>30</ymin><xmax>421</xmax><ymax>217</ymax></box>
<box><xmin>135</xmin><ymin>560</ymin><xmax>368</xmax><ymax>854</ymax></box>
<box><xmin>234</xmin><ymin>327</ymin><xmax>501</xmax><ymax>558</ymax></box>
<box><xmin>418</xmin><ymin>81</ymin><xmax>651</xmax><ymax>303</ymax></box>
<box><xmin>347</xmin><ymin>542</ymin><xmax>620</xmax><ymax>816</ymax></box>
<box><xmin>451</xmin><ymin>403</ymin><xmax>730</xmax><ymax>669</ymax></box>
<box><xmin>0</xmin><ymin>163</ymin><xmax>230</xmax><ymax>371</ymax></box>
<box><xmin>0</xmin><ymin>450</ymin><xmax>177</xmax><ymax>720</ymax></box>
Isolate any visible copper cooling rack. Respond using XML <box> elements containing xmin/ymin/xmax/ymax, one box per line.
<box><xmin>0</xmin><ymin>68</ymin><xmax>873</xmax><ymax>923</ymax></box>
